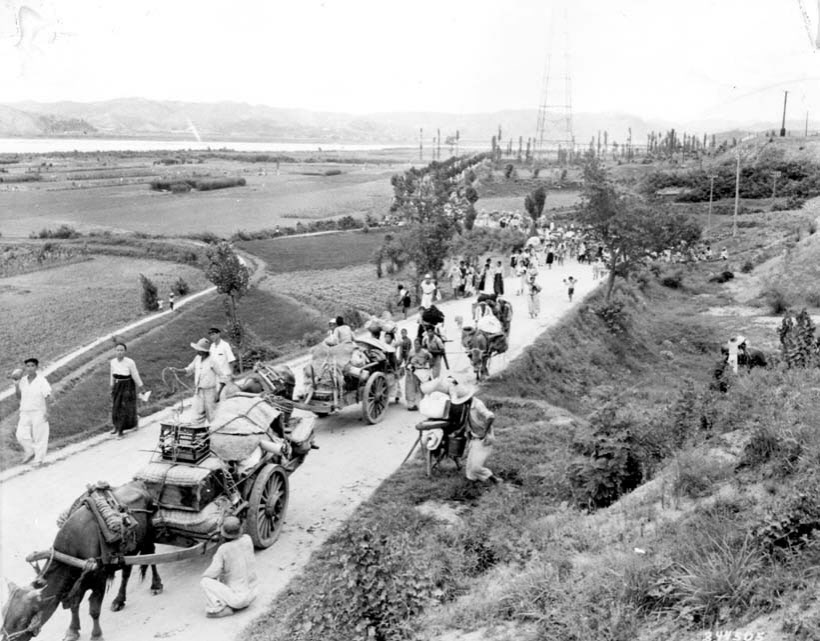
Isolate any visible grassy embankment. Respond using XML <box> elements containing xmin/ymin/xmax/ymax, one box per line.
<box><xmin>244</xmin><ymin>207</ymin><xmax>820</xmax><ymax>641</ymax></box>
<box><xmin>0</xmin><ymin>229</ymin><xmax>411</xmax><ymax>470</ymax></box>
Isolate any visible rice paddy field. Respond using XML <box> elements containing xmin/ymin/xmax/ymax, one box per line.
<box><xmin>0</xmin><ymin>153</ymin><xmax>412</xmax><ymax>238</ymax></box>
<box><xmin>0</xmin><ymin>256</ymin><xmax>209</xmax><ymax>376</ymax></box>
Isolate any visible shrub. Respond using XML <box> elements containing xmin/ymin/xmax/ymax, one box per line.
<box><xmin>567</xmin><ymin>407</ymin><xmax>644</xmax><ymax>509</ymax></box>
<box><xmin>810</xmin><ymin>220</ymin><xmax>817</xmax><ymax>235</ymax></box>
<box><xmin>763</xmin><ymin>286</ymin><xmax>790</xmax><ymax>315</ymax></box>
<box><xmin>673</xmin><ymin>451</ymin><xmax>731</xmax><ymax>499</ymax></box>
<box><xmin>170</xmin><ymin>182</ymin><xmax>191</xmax><ymax>193</ymax></box>
<box><xmin>139</xmin><ymin>273</ymin><xmax>159</xmax><ymax>311</ymax></box>
<box><xmin>173</xmin><ymin>277</ymin><xmax>189</xmax><ymax>296</ymax></box>
<box><xmin>33</xmin><ymin>224</ymin><xmax>81</xmax><ymax>239</ymax></box>
<box><xmin>660</xmin><ymin>270</ymin><xmax>683</xmax><ymax>289</ymax></box>
<box><xmin>741</xmin><ymin>260</ymin><xmax>754</xmax><ymax>274</ymax></box>
<box><xmin>594</xmin><ymin>298</ymin><xmax>630</xmax><ymax>334</ymax></box>
<box><xmin>708</xmin><ymin>270</ymin><xmax>734</xmax><ymax>284</ymax></box>
<box><xmin>291</xmin><ymin>511</ymin><xmax>451</xmax><ymax>641</ymax></box>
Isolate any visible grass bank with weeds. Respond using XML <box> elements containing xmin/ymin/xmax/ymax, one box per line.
<box><xmin>247</xmin><ymin>263</ymin><xmax>815</xmax><ymax>641</ymax></box>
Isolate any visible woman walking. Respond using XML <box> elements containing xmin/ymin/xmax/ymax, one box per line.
<box><xmin>526</xmin><ymin>266</ymin><xmax>541</xmax><ymax>319</ymax></box>
<box><xmin>110</xmin><ymin>342</ymin><xmax>145</xmax><ymax>439</ymax></box>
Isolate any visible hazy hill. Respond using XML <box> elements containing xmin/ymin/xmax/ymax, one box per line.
<box><xmin>0</xmin><ymin>98</ymin><xmax>808</xmax><ymax>145</ymax></box>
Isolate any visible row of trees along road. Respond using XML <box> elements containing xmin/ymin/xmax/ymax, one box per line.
<box><xmin>578</xmin><ymin>157</ymin><xmax>701</xmax><ymax>301</ymax></box>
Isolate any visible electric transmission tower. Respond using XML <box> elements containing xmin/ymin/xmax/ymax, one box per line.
<box><xmin>534</xmin><ymin>5</ymin><xmax>574</xmax><ymax>162</ymax></box>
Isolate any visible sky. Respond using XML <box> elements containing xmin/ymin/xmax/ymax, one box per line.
<box><xmin>1</xmin><ymin>0</ymin><xmax>820</xmax><ymax>125</ymax></box>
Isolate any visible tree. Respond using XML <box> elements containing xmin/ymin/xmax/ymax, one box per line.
<box><xmin>579</xmin><ymin>158</ymin><xmax>701</xmax><ymax>301</ymax></box>
<box><xmin>206</xmin><ymin>241</ymin><xmax>250</xmax><ymax>369</ymax></box>
<box><xmin>524</xmin><ymin>186</ymin><xmax>547</xmax><ymax>235</ymax></box>
<box><xmin>139</xmin><ymin>274</ymin><xmax>159</xmax><ymax>311</ymax></box>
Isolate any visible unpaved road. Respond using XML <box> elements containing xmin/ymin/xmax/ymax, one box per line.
<box><xmin>0</xmin><ymin>263</ymin><xmax>594</xmax><ymax>641</ymax></box>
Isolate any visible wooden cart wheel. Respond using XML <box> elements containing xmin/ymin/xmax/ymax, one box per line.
<box><xmin>361</xmin><ymin>372</ymin><xmax>388</xmax><ymax>424</ymax></box>
<box><xmin>246</xmin><ymin>464</ymin><xmax>289</xmax><ymax>549</ymax></box>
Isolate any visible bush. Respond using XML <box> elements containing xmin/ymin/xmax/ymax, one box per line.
<box><xmin>33</xmin><ymin>225</ymin><xmax>81</xmax><ymax>239</ymax></box>
<box><xmin>708</xmin><ymin>271</ymin><xmax>735</xmax><ymax>284</ymax></box>
<box><xmin>173</xmin><ymin>277</ymin><xmax>190</xmax><ymax>296</ymax></box>
<box><xmin>660</xmin><ymin>270</ymin><xmax>684</xmax><ymax>289</ymax></box>
<box><xmin>763</xmin><ymin>286</ymin><xmax>790</xmax><ymax>315</ymax></box>
<box><xmin>291</xmin><ymin>510</ymin><xmax>451</xmax><ymax>641</ymax></box>
<box><xmin>594</xmin><ymin>298</ymin><xmax>630</xmax><ymax>334</ymax></box>
<box><xmin>741</xmin><ymin>260</ymin><xmax>754</xmax><ymax>274</ymax></box>
<box><xmin>139</xmin><ymin>273</ymin><xmax>159</xmax><ymax>311</ymax></box>
<box><xmin>170</xmin><ymin>182</ymin><xmax>191</xmax><ymax>193</ymax></box>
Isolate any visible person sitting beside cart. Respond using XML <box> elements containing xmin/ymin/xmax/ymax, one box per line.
<box><xmin>175</xmin><ymin>338</ymin><xmax>231</xmax><ymax>424</ymax></box>
<box><xmin>200</xmin><ymin>516</ymin><xmax>258</xmax><ymax>618</ymax></box>
<box><xmin>324</xmin><ymin>315</ymin><xmax>354</xmax><ymax>346</ymax></box>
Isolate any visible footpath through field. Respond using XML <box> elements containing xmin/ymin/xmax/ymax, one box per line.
<box><xmin>0</xmin><ymin>261</ymin><xmax>595</xmax><ymax>641</ymax></box>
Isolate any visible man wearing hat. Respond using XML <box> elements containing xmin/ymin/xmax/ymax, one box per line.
<box><xmin>448</xmin><ymin>379</ymin><xmax>499</xmax><ymax>484</ymax></box>
<box><xmin>208</xmin><ymin>328</ymin><xmax>237</xmax><ymax>378</ymax></box>
<box><xmin>200</xmin><ymin>516</ymin><xmax>257</xmax><ymax>618</ymax></box>
<box><xmin>176</xmin><ymin>338</ymin><xmax>231</xmax><ymax>423</ymax></box>
<box><xmin>13</xmin><ymin>358</ymin><xmax>52</xmax><ymax>465</ymax></box>
<box><xmin>420</xmin><ymin>273</ymin><xmax>438</xmax><ymax>310</ymax></box>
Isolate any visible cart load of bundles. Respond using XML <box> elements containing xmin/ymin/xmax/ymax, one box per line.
<box><xmin>133</xmin><ymin>396</ymin><xmax>312</xmax><ymax>540</ymax></box>
<box><xmin>461</xmin><ymin>308</ymin><xmax>508</xmax><ymax>355</ymax></box>
<box><xmin>300</xmin><ymin>338</ymin><xmax>394</xmax><ymax>403</ymax></box>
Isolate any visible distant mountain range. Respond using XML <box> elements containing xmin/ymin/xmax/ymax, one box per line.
<box><xmin>0</xmin><ymin>99</ymin><xmax>811</xmax><ymax>146</ymax></box>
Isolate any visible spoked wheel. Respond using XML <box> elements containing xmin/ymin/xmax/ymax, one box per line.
<box><xmin>361</xmin><ymin>372</ymin><xmax>388</xmax><ymax>424</ymax></box>
<box><xmin>246</xmin><ymin>464</ymin><xmax>289</xmax><ymax>549</ymax></box>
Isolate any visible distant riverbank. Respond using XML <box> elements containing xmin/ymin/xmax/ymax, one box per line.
<box><xmin>0</xmin><ymin>137</ymin><xmax>421</xmax><ymax>154</ymax></box>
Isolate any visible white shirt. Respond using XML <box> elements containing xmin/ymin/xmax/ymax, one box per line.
<box><xmin>19</xmin><ymin>373</ymin><xmax>51</xmax><ymax>412</ymax></box>
<box><xmin>202</xmin><ymin>534</ymin><xmax>257</xmax><ymax>607</ymax></box>
<box><xmin>110</xmin><ymin>356</ymin><xmax>144</xmax><ymax>387</ymax></box>
<box><xmin>185</xmin><ymin>355</ymin><xmax>230</xmax><ymax>390</ymax></box>
<box><xmin>420</xmin><ymin>280</ymin><xmax>437</xmax><ymax>308</ymax></box>
<box><xmin>209</xmin><ymin>339</ymin><xmax>236</xmax><ymax>374</ymax></box>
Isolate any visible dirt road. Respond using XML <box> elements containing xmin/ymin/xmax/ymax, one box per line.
<box><xmin>0</xmin><ymin>262</ymin><xmax>594</xmax><ymax>641</ymax></box>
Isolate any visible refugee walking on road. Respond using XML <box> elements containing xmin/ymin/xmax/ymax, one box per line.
<box><xmin>526</xmin><ymin>266</ymin><xmax>541</xmax><ymax>318</ymax></box>
<box><xmin>563</xmin><ymin>276</ymin><xmax>578</xmax><ymax>302</ymax></box>
<box><xmin>447</xmin><ymin>379</ymin><xmax>499</xmax><ymax>484</ymax></box>
<box><xmin>200</xmin><ymin>516</ymin><xmax>258</xmax><ymax>618</ymax></box>
<box><xmin>422</xmin><ymin>325</ymin><xmax>446</xmax><ymax>379</ymax></box>
<box><xmin>13</xmin><ymin>357</ymin><xmax>52</xmax><ymax>465</ymax></box>
<box><xmin>109</xmin><ymin>341</ymin><xmax>146</xmax><ymax>439</ymax></box>
<box><xmin>404</xmin><ymin>340</ymin><xmax>432</xmax><ymax>411</ymax></box>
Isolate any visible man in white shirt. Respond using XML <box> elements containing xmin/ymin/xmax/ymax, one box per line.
<box><xmin>14</xmin><ymin>357</ymin><xmax>52</xmax><ymax>465</ymax></box>
<box><xmin>420</xmin><ymin>273</ymin><xmax>437</xmax><ymax>309</ymax></box>
<box><xmin>180</xmin><ymin>338</ymin><xmax>231</xmax><ymax>423</ymax></box>
<box><xmin>208</xmin><ymin>327</ymin><xmax>237</xmax><ymax>377</ymax></box>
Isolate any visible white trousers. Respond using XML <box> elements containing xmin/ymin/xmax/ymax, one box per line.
<box><xmin>200</xmin><ymin>577</ymin><xmax>255</xmax><ymax>613</ymax></box>
<box><xmin>465</xmin><ymin>437</ymin><xmax>494</xmax><ymax>481</ymax></box>
<box><xmin>191</xmin><ymin>387</ymin><xmax>218</xmax><ymax>423</ymax></box>
<box><xmin>17</xmin><ymin>410</ymin><xmax>49</xmax><ymax>463</ymax></box>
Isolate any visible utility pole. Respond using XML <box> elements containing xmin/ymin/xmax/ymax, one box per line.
<box><xmin>733</xmin><ymin>150</ymin><xmax>741</xmax><ymax>238</ymax></box>
<box><xmin>780</xmin><ymin>90</ymin><xmax>789</xmax><ymax>137</ymax></box>
<box><xmin>419</xmin><ymin>128</ymin><xmax>423</xmax><ymax>162</ymax></box>
<box><xmin>707</xmin><ymin>174</ymin><xmax>717</xmax><ymax>239</ymax></box>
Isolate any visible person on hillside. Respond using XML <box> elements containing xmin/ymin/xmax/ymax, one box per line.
<box><xmin>13</xmin><ymin>357</ymin><xmax>51</xmax><ymax>466</ymax></box>
<box><xmin>178</xmin><ymin>338</ymin><xmax>231</xmax><ymax>424</ymax></box>
<box><xmin>397</xmin><ymin>284</ymin><xmax>412</xmax><ymax>318</ymax></box>
<box><xmin>404</xmin><ymin>339</ymin><xmax>432</xmax><ymax>411</ymax></box>
<box><xmin>109</xmin><ymin>342</ymin><xmax>146</xmax><ymax>439</ymax></box>
<box><xmin>422</xmin><ymin>325</ymin><xmax>447</xmax><ymax>379</ymax></box>
<box><xmin>208</xmin><ymin>328</ymin><xmax>237</xmax><ymax>379</ymax></box>
<box><xmin>447</xmin><ymin>379</ymin><xmax>499</xmax><ymax>484</ymax></box>
<box><xmin>563</xmin><ymin>275</ymin><xmax>577</xmax><ymax>302</ymax></box>
<box><xmin>200</xmin><ymin>516</ymin><xmax>257</xmax><ymax>618</ymax></box>
<box><xmin>325</xmin><ymin>315</ymin><xmax>354</xmax><ymax>346</ymax></box>
<box><xmin>420</xmin><ymin>273</ymin><xmax>438</xmax><ymax>309</ymax></box>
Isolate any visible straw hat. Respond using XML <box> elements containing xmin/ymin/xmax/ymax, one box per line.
<box><xmin>220</xmin><ymin>516</ymin><xmax>242</xmax><ymax>540</ymax></box>
<box><xmin>423</xmin><ymin>273</ymin><xmax>433</xmax><ymax>280</ymax></box>
<box><xmin>449</xmin><ymin>381</ymin><xmax>476</xmax><ymax>405</ymax></box>
<box><xmin>190</xmin><ymin>338</ymin><xmax>211</xmax><ymax>352</ymax></box>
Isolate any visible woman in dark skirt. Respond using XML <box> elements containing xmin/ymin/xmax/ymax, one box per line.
<box><xmin>109</xmin><ymin>342</ymin><xmax>145</xmax><ymax>438</ymax></box>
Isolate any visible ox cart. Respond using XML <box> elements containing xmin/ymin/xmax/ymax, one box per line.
<box><xmin>26</xmin><ymin>382</ymin><xmax>316</xmax><ymax>576</ymax></box>
<box><xmin>290</xmin><ymin>336</ymin><xmax>396</xmax><ymax>424</ymax></box>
